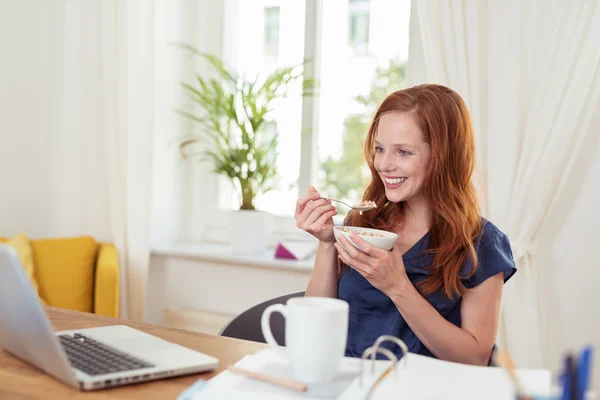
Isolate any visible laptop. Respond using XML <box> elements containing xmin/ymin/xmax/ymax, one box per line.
<box><xmin>0</xmin><ymin>244</ymin><xmax>219</xmax><ymax>390</ymax></box>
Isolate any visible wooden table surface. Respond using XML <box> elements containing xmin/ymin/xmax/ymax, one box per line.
<box><xmin>0</xmin><ymin>307</ymin><xmax>266</xmax><ymax>399</ymax></box>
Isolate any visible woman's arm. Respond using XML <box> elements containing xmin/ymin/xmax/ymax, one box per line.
<box><xmin>388</xmin><ymin>272</ymin><xmax>504</xmax><ymax>366</ymax></box>
<box><xmin>334</xmin><ymin>233</ymin><xmax>505</xmax><ymax>366</ymax></box>
<box><xmin>305</xmin><ymin>241</ymin><xmax>339</xmax><ymax>298</ymax></box>
<box><xmin>294</xmin><ymin>186</ymin><xmax>339</xmax><ymax>298</ymax></box>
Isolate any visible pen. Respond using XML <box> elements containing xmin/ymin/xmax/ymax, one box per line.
<box><xmin>577</xmin><ymin>346</ymin><xmax>592</xmax><ymax>400</ymax></box>
<box><xmin>561</xmin><ymin>354</ymin><xmax>571</xmax><ymax>400</ymax></box>
<box><xmin>567</xmin><ymin>354</ymin><xmax>577</xmax><ymax>400</ymax></box>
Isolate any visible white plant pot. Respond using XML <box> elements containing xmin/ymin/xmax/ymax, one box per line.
<box><xmin>229</xmin><ymin>210</ymin><xmax>273</xmax><ymax>254</ymax></box>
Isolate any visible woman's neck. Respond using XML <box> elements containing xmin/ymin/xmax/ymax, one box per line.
<box><xmin>403</xmin><ymin>196</ymin><xmax>432</xmax><ymax>233</ymax></box>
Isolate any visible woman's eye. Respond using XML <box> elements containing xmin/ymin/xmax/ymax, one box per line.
<box><xmin>399</xmin><ymin>150</ymin><xmax>411</xmax><ymax>156</ymax></box>
<box><xmin>375</xmin><ymin>146</ymin><xmax>384</xmax><ymax>153</ymax></box>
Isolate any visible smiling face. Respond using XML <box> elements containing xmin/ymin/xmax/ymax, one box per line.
<box><xmin>374</xmin><ymin>111</ymin><xmax>432</xmax><ymax>206</ymax></box>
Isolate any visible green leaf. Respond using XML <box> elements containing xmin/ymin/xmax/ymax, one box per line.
<box><xmin>173</xmin><ymin>44</ymin><xmax>318</xmax><ymax>208</ymax></box>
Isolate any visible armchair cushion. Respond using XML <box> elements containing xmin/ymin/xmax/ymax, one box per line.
<box><xmin>0</xmin><ymin>233</ymin><xmax>45</xmax><ymax>304</ymax></box>
<box><xmin>32</xmin><ymin>236</ymin><xmax>99</xmax><ymax>313</ymax></box>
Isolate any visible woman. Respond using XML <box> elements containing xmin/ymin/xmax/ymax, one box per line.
<box><xmin>294</xmin><ymin>84</ymin><xmax>516</xmax><ymax>366</ymax></box>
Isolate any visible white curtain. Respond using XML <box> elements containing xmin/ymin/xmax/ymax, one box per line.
<box><xmin>2</xmin><ymin>0</ymin><xmax>218</xmax><ymax>322</ymax></box>
<box><xmin>98</xmin><ymin>0</ymin><xmax>155</xmax><ymax>321</ymax></box>
<box><xmin>407</xmin><ymin>0</ymin><xmax>600</xmax><ymax>368</ymax></box>
<box><xmin>51</xmin><ymin>0</ymin><xmax>156</xmax><ymax>321</ymax></box>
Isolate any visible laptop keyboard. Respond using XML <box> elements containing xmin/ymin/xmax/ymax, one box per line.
<box><xmin>58</xmin><ymin>333</ymin><xmax>155</xmax><ymax>376</ymax></box>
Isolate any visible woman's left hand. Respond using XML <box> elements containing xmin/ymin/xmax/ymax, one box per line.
<box><xmin>334</xmin><ymin>233</ymin><xmax>409</xmax><ymax>296</ymax></box>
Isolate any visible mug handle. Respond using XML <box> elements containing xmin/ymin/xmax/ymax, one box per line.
<box><xmin>261</xmin><ymin>304</ymin><xmax>287</xmax><ymax>349</ymax></box>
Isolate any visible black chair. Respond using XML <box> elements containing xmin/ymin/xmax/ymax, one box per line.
<box><xmin>218</xmin><ymin>291</ymin><xmax>305</xmax><ymax>345</ymax></box>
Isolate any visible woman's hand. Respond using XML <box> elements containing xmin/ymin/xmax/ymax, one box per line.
<box><xmin>334</xmin><ymin>233</ymin><xmax>409</xmax><ymax>295</ymax></box>
<box><xmin>295</xmin><ymin>186</ymin><xmax>338</xmax><ymax>243</ymax></box>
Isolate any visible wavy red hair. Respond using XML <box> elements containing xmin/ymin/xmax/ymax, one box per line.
<box><xmin>345</xmin><ymin>84</ymin><xmax>482</xmax><ymax>299</ymax></box>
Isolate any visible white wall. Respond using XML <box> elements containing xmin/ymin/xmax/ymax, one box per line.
<box><xmin>0</xmin><ymin>1</ymin><xmax>111</xmax><ymax>241</ymax></box>
<box><xmin>151</xmin><ymin>0</ymin><xmax>191</xmax><ymax>245</ymax></box>
<box><xmin>0</xmin><ymin>1</ymin><xmax>60</xmax><ymax>238</ymax></box>
<box><xmin>145</xmin><ymin>254</ymin><xmax>311</xmax><ymax>326</ymax></box>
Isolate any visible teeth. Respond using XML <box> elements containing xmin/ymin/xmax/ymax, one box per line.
<box><xmin>385</xmin><ymin>177</ymin><xmax>407</xmax><ymax>184</ymax></box>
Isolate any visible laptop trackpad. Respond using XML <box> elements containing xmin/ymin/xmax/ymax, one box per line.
<box><xmin>114</xmin><ymin>336</ymin><xmax>177</xmax><ymax>353</ymax></box>
<box><xmin>85</xmin><ymin>325</ymin><xmax>203</xmax><ymax>366</ymax></box>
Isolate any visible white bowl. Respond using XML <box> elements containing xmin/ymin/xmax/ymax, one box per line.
<box><xmin>333</xmin><ymin>226</ymin><xmax>398</xmax><ymax>251</ymax></box>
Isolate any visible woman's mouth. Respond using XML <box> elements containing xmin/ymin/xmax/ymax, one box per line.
<box><xmin>384</xmin><ymin>176</ymin><xmax>407</xmax><ymax>188</ymax></box>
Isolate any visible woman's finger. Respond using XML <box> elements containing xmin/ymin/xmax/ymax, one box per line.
<box><xmin>312</xmin><ymin>209</ymin><xmax>337</xmax><ymax>228</ymax></box>
<box><xmin>295</xmin><ymin>190</ymin><xmax>321</xmax><ymax>217</ymax></box>
<box><xmin>335</xmin><ymin>242</ymin><xmax>371</xmax><ymax>274</ymax></box>
<box><xmin>298</xmin><ymin>198</ymin><xmax>331</xmax><ymax>221</ymax></box>
<box><xmin>338</xmin><ymin>236</ymin><xmax>372</xmax><ymax>265</ymax></box>
<box><xmin>303</xmin><ymin>203</ymin><xmax>336</xmax><ymax>228</ymax></box>
<box><xmin>348</xmin><ymin>233</ymin><xmax>387</xmax><ymax>257</ymax></box>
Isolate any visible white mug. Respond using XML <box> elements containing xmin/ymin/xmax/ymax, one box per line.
<box><xmin>261</xmin><ymin>296</ymin><xmax>349</xmax><ymax>383</ymax></box>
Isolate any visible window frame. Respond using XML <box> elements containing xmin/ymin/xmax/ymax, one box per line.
<box><xmin>187</xmin><ymin>0</ymin><xmax>324</xmax><ymax>245</ymax></box>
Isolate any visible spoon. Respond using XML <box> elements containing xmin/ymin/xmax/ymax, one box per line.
<box><xmin>320</xmin><ymin>197</ymin><xmax>377</xmax><ymax>214</ymax></box>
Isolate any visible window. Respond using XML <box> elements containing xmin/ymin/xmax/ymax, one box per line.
<box><xmin>317</xmin><ymin>0</ymin><xmax>410</xmax><ymax>219</ymax></box>
<box><xmin>198</xmin><ymin>0</ymin><xmax>411</xmax><ymax>239</ymax></box>
<box><xmin>219</xmin><ymin>0</ymin><xmax>306</xmax><ymax>217</ymax></box>
<box><xmin>264</xmin><ymin>6</ymin><xmax>280</xmax><ymax>59</ymax></box>
<box><xmin>348</xmin><ymin>0</ymin><xmax>370</xmax><ymax>53</ymax></box>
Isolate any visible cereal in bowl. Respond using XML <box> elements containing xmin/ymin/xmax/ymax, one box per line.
<box><xmin>338</xmin><ymin>226</ymin><xmax>385</xmax><ymax>237</ymax></box>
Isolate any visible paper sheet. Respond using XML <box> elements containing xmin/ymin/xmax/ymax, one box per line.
<box><xmin>184</xmin><ymin>348</ymin><xmax>552</xmax><ymax>400</ymax></box>
<box><xmin>187</xmin><ymin>349</ymin><xmax>393</xmax><ymax>400</ymax></box>
<box><xmin>338</xmin><ymin>352</ymin><xmax>552</xmax><ymax>400</ymax></box>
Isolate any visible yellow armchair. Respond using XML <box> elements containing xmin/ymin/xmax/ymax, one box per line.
<box><xmin>94</xmin><ymin>243</ymin><xmax>120</xmax><ymax>318</ymax></box>
<box><xmin>0</xmin><ymin>235</ymin><xmax>119</xmax><ymax>318</ymax></box>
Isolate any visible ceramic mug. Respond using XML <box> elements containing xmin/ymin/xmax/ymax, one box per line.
<box><xmin>261</xmin><ymin>296</ymin><xmax>349</xmax><ymax>383</ymax></box>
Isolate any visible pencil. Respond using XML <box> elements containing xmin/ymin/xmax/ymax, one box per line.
<box><xmin>226</xmin><ymin>365</ymin><xmax>308</xmax><ymax>392</ymax></box>
<box><xmin>365</xmin><ymin>364</ymin><xmax>395</xmax><ymax>398</ymax></box>
<box><xmin>495</xmin><ymin>351</ymin><xmax>533</xmax><ymax>400</ymax></box>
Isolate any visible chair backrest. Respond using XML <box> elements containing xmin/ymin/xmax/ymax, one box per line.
<box><xmin>0</xmin><ymin>235</ymin><xmax>99</xmax><ymax>313</ymax></box>
<box><xmin>218</xmin><ymin>291</ymin><xmax>305</xmax><ymax>345</ymax></box>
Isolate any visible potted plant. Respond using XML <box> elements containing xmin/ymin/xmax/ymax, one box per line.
<box><xmin>175</xmin><ymin>44</ymin><xmax>316</xmax><ymax>253</ymax></box>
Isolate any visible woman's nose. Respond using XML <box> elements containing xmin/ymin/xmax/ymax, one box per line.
<box><xmin>379</xmin><ymin>152</ymin><xmax>396</xmax><ymax>171</ymax></box>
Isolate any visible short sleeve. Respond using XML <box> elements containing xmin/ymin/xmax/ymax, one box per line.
<box><xmin>463</xmin><ymin>221</ymin><xmax>517</xmax><ymax>289</ymax></box>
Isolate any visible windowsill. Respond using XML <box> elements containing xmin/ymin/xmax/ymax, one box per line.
<box><xmin>151</xmin><ymin>242</ymin><xmax>315</xmax><ymax>272</ymax></box>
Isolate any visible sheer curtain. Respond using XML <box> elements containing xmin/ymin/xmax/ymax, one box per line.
<box><xmin>3</xmin><ymin>0</ymin><xmax>224</xmax><ymax>322</ymax></box>
<box><xmin>99</xmin><ymin>0</ymin><xmax>155</xmax><ymax>321</ymax></box>
<box><xmin>407</xmin><ymin>0</ymin><xmax>600</xmax><ymax>368</ymax></box>
<box><xmin>52</xmin><ymin>0</ymin><xmax>156</xmax><ymax>321</ymax></box>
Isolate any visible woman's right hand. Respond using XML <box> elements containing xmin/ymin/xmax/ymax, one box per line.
<box><xmin>295</xmin><ymin>186</ymin><xmax>338</xmax><ymax>243</ymax></box>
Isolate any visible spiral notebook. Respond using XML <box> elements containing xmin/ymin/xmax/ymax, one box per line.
<box><xmin>180</xmin><ymin>336</ymin><xmax>552</xmax><ymax>400</ymax></box>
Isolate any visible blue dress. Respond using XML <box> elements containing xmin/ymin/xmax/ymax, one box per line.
<box><xmin>337</xmin><ymin>218</ymin><xmax>516</xmax><ymax>360</ymax></box>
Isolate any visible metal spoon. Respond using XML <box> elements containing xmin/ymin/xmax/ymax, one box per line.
<box><xmin>320</xmin><ymin>197</ymin><xmax>377</xmax><ymax>213</ymax></box>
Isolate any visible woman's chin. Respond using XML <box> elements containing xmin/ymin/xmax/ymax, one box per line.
<box><xmin>385</xmin><ymin>190</ymin><xmax>406</xmax><ymax>203</ymax></box>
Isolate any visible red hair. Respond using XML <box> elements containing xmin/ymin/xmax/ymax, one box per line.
<box><xmin>345</xmin><ymin>84</ymin><xmax>482</xmax><ymax>299</ymax></box>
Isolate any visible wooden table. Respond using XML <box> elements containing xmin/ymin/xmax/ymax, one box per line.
<box><xmin>0</xmin><ymin>307</ymin><xmax>267</xmax><ymax>399</ymax></box>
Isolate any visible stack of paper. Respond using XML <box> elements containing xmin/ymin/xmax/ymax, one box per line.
<box><xmin>179</xmin><ymin>348</ymin><xmax>552</xmax><ymax>400</ymax></box>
